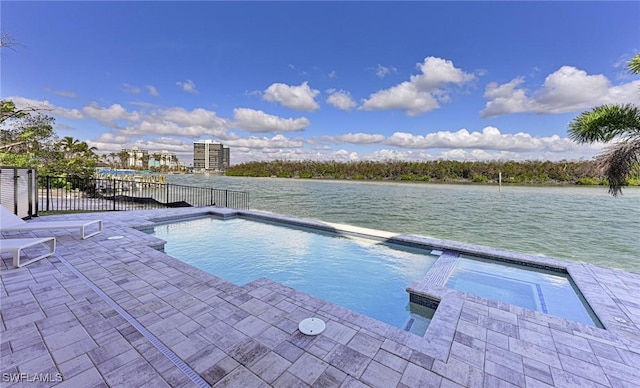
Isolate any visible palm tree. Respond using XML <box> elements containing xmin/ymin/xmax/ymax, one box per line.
<box><xmin>59</xmin><ymin>136</ymin><xmax>80</xmax><ymax>158</ymax></box>
<box><xmin>568</xmin><ymin>54</ymin><xmax>640</xmax><ymax>196</ymax></box>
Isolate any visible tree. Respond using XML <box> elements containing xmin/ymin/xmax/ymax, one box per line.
<box><xmin>52</xmin><ymin>136</ymin><xmax>99</xmax><ymax>177</ymax></box>
<box><xmin>151</xmin><ymin>152</ymin><xmax>161</xmax><ymax>171</ymax></box>
<box><xmin>0</xmin><ymin>31</ymin><xmax>20</xmax><ymax>50</ymax></box>
<box><xmin>0</xmin><ymin>100</ymin><xmax>57</xmax><ymax>166</ymax></box>
<box><xmin>59</xmin><ymin>136</ymin><xmax>80</xmax><ymax>159</ymax></box>
<box><xmin>117</xmin><ymin>150</ymin><xmax>130</xmax><ymax>169</ymax></box>
<box><xmin>568</xmin><ymin>54</ymin><xmax>640</xmax><ymax>196</ymax></box>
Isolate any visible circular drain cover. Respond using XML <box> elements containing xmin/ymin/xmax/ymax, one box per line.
<box><xmin>299</xmin><ymin>318</ymin><xmax>326</xmax><ymax>336</ymax></box>
<box><xmin>107</xmin><ymin>236</ymin><xmax>124</xmax><ymax>240</ymax></box>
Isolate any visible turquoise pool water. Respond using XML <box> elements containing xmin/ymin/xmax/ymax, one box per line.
<box><xmin>446</xmin><ymin>256</ymin><xmax>602</xmax><ymax>327</ymax></box>
<box><xmin>151</xmin><ymin>216</ymin><xmax>439</xmax><ymax>333</ymax></box>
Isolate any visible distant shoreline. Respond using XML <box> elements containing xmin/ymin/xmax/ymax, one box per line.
<box><xmin>225</xmin><ymin>174</ymin><xmax>640</xmax><ymax>190</ymax></box>
<box><xmin>223</xmin><ymin>160</ymin><xmax>640</xmax><ymax>188</ymax></box>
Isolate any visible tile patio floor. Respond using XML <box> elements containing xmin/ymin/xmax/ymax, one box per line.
<box><xmin>1</xmin><ymin>207</ymin><xmax>639</xmax><ymax>387</ymax></box>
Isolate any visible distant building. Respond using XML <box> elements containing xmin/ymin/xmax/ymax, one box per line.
<box><xmin>193</xmin><ymin>141</ymin><xmax>230</xmax><ymax>172</ymax></box>
<box><xmin>121</xmin><ymin>146</ymin><xmax>149</xmax><ymax>169</ymax></box>
<box><xmin>150</xmin><ymin>150</ymin><xmax>179</xmax><ymax>170</ymax></box>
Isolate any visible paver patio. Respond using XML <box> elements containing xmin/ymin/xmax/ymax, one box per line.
<box><xmin>1</xmin><ymin>207</ymin><xmax>639</xmax><ymax>387</ymax></box>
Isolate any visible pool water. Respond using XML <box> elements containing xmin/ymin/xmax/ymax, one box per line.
<box><xmin>446</xmin><ymin>256</ymin><xmax>602</xmax><ymax>327</ymax></box>
<box><xmin>151</xmin><ymin>216</ymin><xmax>439</xmax><ymax>333</ymax></box>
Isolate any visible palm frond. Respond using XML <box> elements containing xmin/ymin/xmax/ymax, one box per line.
<box><xmin>596</xmin><ymin>139</ymin><xmax>640</xmax><ymax>196</ymax></box>
<box><xmin>568</xmin><ymin>104</ymin><xmax>640</xmax><ymax>144</ymax></box>
<box><xmin>627</xmin><ymin>53</ymin><xmax>640</xmax><ymax>75</ymax></box>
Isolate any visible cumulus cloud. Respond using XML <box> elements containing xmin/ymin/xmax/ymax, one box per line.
<box><xmin>176</xmin><ymin>79</ymin><xmax>198</xmax><ymax>94</ymax></box>
<box><xmin>360</xmin><ymin>82</ymin><xmax>439</xmax><ymax>116</ymax></box>
<box><xmin>83</xmin><ymin>102</ymin><xmax>140</xmax><ymax>124</ymax></box>
<box><xmin>481</xmin><ymin>66</ymin><xmax>640</xmax><ymax>117</ymax></box>
<box><xmin>325</xmin><ymin>132</ymin><xmax>385</xmax><ymax>145</ymax></box>
<box><xmin>411</xmin><ymin>57</ymin><xmax>475</xmax><ymax>91</ymax></box>
<box><xmin>9</xmin><ymin>96</ymin><xmax>83</xmax><ymax>120</ymax></box>
<box><xmin>224</xmin><ymin>134</ymin><xmax>304</xmax><ymax>149</ymax></box>
<box><xmin>326</xmin><ymin>89</ymin><xmax>357</xmax><ymax>111</ymax></box>
<box><xmin>159</xmin><ymin>107</ymin><xmax>227</xmax><ymax>128</ymax></box>
<box><xmin>361</xmin><ymin>57</ymin><xmax>475</xmax><ymax>115</ymax></box>
<box><xmin>385</xmin><ymin>126</ymin><xmax>588</xmax><ymax>153</ymax></box>
<box><xmin>232</xmin><ymin>108</ymin><xmax>310</xmax><ymax>133</ymax></box>
<box><xmin>370</xmin><ymin>149</ymin><xmax>434</xmax><ymax>161</ymax></box>
<box><xmin>119</xmin><ymin>107</ymin><xmax>229</xmax><ymax>139</ymax></box>
<box><xmin>263</xmin><ymin>82</ymin><xmax>320</xmax><ymax>111</ymax></box>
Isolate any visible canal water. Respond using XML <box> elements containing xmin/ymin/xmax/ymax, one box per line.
<box><xmin>167</xmin><ymin>175</ymin><xmax>640</xmax><ymax>273</ymax></box>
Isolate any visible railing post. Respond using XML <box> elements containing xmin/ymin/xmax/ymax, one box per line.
<box><xmin>225</xmin><ymin>189</ymin><xmax>228</xmax><ymax>208</ymax></box>
<box><xmin>46</xmin><ymin>176</ymin><xmax>50</xmax><ymax>212</ymax></box>
<box><xmin>27</xmin><ymin>169</ymin><xmax>33</xmax><ymax>217</ymax></box>
<box><xmin>166</xmin><ymin>183</ymin><xmax>169</xmax><ymax>205</ymax></box>
<box><xmin>12</xmin><ymin>168</ymin><xmax>19</xmax><ymax>215</ymax></box>
<box><xmin>34</xmin><ymin>169</ymin><xmax>38</xmax><ymax>216</ymax></box>
<box><xmin>113</xmin><ymin>178</ymin><xmax>117</xmax><ymax>211</ymax></box>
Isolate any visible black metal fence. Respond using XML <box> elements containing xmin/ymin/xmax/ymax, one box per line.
<box><xmin>38</xmin><ymin>176</ymin><xmax>249</xmax><ymax>213</ymax></box>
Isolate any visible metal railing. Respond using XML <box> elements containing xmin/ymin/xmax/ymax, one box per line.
<box><xmin>38</xmin><ymin>176</ymin><xmax>249</xmax><ymax>213</ymax></box>
<box><xmin>1</xmin><ymin>167</ymin><xmax>38</xmax><ymax>218</ymax></box>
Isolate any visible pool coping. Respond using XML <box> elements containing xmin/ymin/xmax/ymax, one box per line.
<box><xmin>2</xmin><ymin>206</ymin><xmax>640</xmax><ymax>387</ymax></box>
<box><xmin>148</xmin><ymin>207</ymin><xmax>629</xmax><ymax>334</ymax></box>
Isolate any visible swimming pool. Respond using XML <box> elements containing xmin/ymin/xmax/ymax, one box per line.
<box><xmin>445</xmin><ymin>256</ymin><xmax>602</xmax><ymax>327</ymax></box>
<box><xmin>150</xmin><ymin>216</ymin><xmax>439</xmax><ymax>333</ymax></box>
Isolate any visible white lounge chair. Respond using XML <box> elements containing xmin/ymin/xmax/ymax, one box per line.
<box><xmin>0</xmin><ymin>206</ymin><xmax>103</xmax><ymax>239</ymax></box>
<box><xmin>1</xmin><ymin>237</ymin><xmax>56</xmax><ymax>268</ymax></box>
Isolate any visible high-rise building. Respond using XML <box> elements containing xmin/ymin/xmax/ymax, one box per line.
<box><xmin>193</xmin><ymin>141</ymin><xmax>230</xmax><ymax>172</ymax></box>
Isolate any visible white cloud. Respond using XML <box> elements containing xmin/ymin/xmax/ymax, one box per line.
<box><xmin>360</xmin><ymin>82</ymin><xmax>439</xmax><ymax>116</ymax></box>
<box><xmin>232</xmin><ymin>108</ymin><xmax>310</xmax><ymax>133</ymax></box>
<box><xmin>146</xmin><ymin>85</ymin><xmax>159</xmax><ymax>96</ymax></box>
<box><xmin>44</xmin><ymin>88</ymin><xmax>78</xmax><ymax>98</ymax></box>
<box><xmin>122</xmin><ymin>84</ymin><xmax>141</xmax><ymax>94</ymax></box>
<box><xmin>263</xmin><ymin>82</ymin><xmax>320</xmax><ymax>111</ymax></box>
<box><xmin>326</xmin><ymin>90</ymin><xmax>357</xmax><ymax>111</ymax></box>
<box><xmin>176</xmin><ymin>79</ymin><xmax>198</xmax><ymax>94</ymax></box>
<box><xmin>123</xmin><ymin>84</ymin><xmax>159</xmax><ymax>96</ymax></box>
<box><xmin>385</xmin><ymin>126</ymin><xmax>593</xmax><ymax>154</ymax></box>
<box><xmin>481</xmin><ymin>66</ymin><xmax>640</xmax><ymax>117</ymax></box>
<box><xmin>333</xmin><ymin>149</ymin><xmax>360</xmax><ymax>162</ymax></box>
<box><xmin>326</xmin><ymin>132</ymin><xmax>385</xmax><ymax>145</ymax></box>
<box><xmin>9</xmin><ymin>96</ymin><xmax>83</xmax><ymax>120</ymax></box>
<box><xmin>361</xmin><ymin>57</ymin><xmax>475</xmax><ymax>115</ymax></box>
<box><xmin>369</xmin><ymin>149</ymin><xmax>434</xmax><ymax>161</ymax></box>
<box><xmin>160</xmin><ymin>107</ymin><xmax>227</xmax><ymax>128</ymax></box>
<box><xmin>410</xmin><ymin>57</ymin><xmax>475</xmax><ymax>91</ymax></box>
<box><xmin>376</xmin><ymin>64</ymin><xmax>397</xmax><ymax>79</ymax></box>
<box><xmin>86</xmin><ymin>105</ymin><xmax>230</xmax><ymax>139</ymax></box>
<box><xmin>83</xmin><ymin>102</ymin><xmax>140</xmax><ymax>124</ymax></box>
<box><xmin>224</xmin><ymin>134</ymin><xmax>304</xmax><ymax>149</ymax></box>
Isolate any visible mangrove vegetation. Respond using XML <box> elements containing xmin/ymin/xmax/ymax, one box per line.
<box><xmin>226</xmin><ymin>159</ymin><xmax>640</xmax><ymax>187</ymax></box>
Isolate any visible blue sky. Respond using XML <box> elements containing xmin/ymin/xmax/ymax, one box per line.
<box><xmin>2</xmin><ymin>1</ymin><xmax>639</xmax><ymax>165</ymax></box>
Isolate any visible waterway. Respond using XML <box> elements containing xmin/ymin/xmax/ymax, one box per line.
<box><xmin>167</xmin><ymin>175</ymin><xmax>640</xmax><ymax>273</ymax></box>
